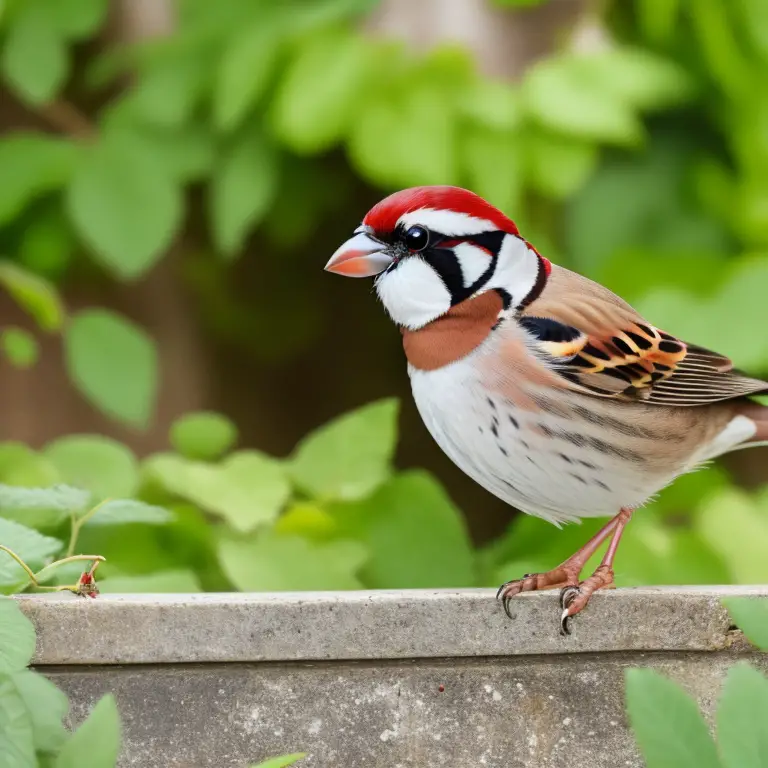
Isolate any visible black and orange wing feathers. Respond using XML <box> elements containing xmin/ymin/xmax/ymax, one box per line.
<box><xmin>520</xmin><ymin>265</ymin><xmax>768</xmax><ymax>406</ymax></box>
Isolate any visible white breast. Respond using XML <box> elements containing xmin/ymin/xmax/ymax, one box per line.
<box><xmin>407</xmin><ymin>335</ymin><xmax>676</xmax><ymax>525</ymax></box>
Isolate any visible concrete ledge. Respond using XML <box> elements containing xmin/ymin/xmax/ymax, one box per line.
<box><xmin>16</xmin><ymin>586</ymin><xmax>766</xmax><ymax>665</ymax></box>
<box><xmin>15</xmin><ymin>588</ymin><xmax>768</xmax><ymax>767</ymax></box>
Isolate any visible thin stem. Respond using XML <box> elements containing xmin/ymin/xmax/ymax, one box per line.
<box><xmin>0</xmin><ymin>545</ymin><xmax>40</xmax><ymax>585</ymax></box>
<box><xmin>34</xmin><ymin>555</ymin><xmax>106</xmax><ymax>584</ymax></box>
<box><xmin>66</xmin><ymin>498</ymin><xmax>111</xmax><ymax>557</ymax></box>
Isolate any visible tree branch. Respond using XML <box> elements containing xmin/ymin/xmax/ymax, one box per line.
<box><xmin>38</xmin><ymin>100</ymin><xmax>96</xmax><ymax>141</ymax></box>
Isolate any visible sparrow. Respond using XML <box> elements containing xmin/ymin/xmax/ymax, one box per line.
<box><xmin>324</xmin><ymin>185</ymin><xmax>768</xmax><ymax>633</ymax></box>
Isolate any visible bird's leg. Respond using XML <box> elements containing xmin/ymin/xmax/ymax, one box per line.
<box><xmin>496</xmin><ymin>512</ymin><xmax>623</xmax><ymax>619</ymax></box>
<box><xmin>559</xmin><ymin>507</ymin><xmax>634</xmax><ymax>635</ymax></box>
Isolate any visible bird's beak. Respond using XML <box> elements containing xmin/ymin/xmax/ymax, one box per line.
<box><xmin>324</xmin><ymin>232</ymin><xmax>393</xmax><ymax>278</ymax></box>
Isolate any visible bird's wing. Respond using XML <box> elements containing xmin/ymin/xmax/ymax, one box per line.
<box><xmin>520</xmin><ymin>265</ymin><xmax>768</xmax><ymax>405</ymax></box>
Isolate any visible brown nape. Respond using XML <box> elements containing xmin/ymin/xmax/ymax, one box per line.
<box><xmin>736</xmin><ymin>400</ymin><xmax>768</xmax><ymax>442</ymax></box>
<box><xmin>402</xmin><ymin>291</ymin><xmax>503</xmax><ymax>371</ymax></box>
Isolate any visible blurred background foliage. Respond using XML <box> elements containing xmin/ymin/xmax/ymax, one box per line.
<box><xmin>0</xmin><ymin>0</ymin><xmax>767</xmax><ymax>594</ymax></box>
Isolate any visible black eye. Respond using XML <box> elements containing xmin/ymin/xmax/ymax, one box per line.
<box><xmin>404</xmin><ymin>225</ymin><xmax>430</xmax><ymax>252</ymax></box>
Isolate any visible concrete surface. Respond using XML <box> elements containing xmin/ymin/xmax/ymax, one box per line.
<box><xmin>15</xmin><ymin>586</ymin><xmax>762</xmax><ymax>664</ymax></box>
<box><xmin>15</xmin><ymin>588</ymin><xmax>768</xmax><ymax>767</ymax></box>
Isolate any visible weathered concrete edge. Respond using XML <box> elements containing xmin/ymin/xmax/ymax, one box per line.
<box><xmin>16</xmin><ymin>586</ymin><xmax>767</xmax><ymax>666</ymax></box>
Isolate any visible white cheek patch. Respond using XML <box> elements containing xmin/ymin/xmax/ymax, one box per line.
<box><xmin>452</xmin><ymin>242</ymin><xmax>491</xmax><ymax>288</ymax></box>
<box><xmin>398</xmin><ymin>209</ymin><xmax>497</xmax><ymax>237</ymax></box>
<box><xmin>376</xmin><ymin>258</ymin><xmax>452</xmax><ymax>330</ymax></box>
<box><xmin>491</xmin><ymin>237</ymin><xmax>540</xmax><ymax>306</ymax></box>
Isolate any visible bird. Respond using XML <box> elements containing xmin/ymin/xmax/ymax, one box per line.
<box><xmin>324</xmin><ymin>185</ymin><xmax>768</xmax><ymax>633</ymax></box>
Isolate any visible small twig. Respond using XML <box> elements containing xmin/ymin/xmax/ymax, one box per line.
<box><xmin>0</xmin><ymin>545</ymin><xmax>105</xmax><ymax>597</ymax></box>
<box><xmin>37</xmin><ymin>100</ymin><xmax>96</xmax><ymax>141</ymax></box>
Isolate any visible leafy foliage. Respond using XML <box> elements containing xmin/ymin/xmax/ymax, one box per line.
<box><xmin>626</xmin><ymin>599</ymin><xmax>768</xmax><ymax>768</ymax></box>
<box><xmin>3</xmin><ymin>0</ymin><xmax>759</xmax><ymax>433</ymax></box>
<box><xmin>0</xmin><ymin>400</ymin><xmax>484</xmax><ymax>594</ymax></box>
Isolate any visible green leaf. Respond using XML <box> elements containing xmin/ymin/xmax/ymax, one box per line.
<box><xmin>11</xmin><ymin>670</ymin><xmax>69</xmax><ymax>752</ymax></box>
<box><xmin>0</xmin><ymin>261</ymin><xmax>65</xmax><ymax>332</ymax></box>
<box><xmin>333</xmin><ymin>471</ymin><xmax>476</xmax><ymax>588</ymax></box>
<box><xmin>564</xmin><ymin>137</ymin><xmax>732</xmax><ymax>275</ymax></box>
<box><xmin>597</xmin><ymin>248</ymin><xmax>728</xmax><ymax>304</ymax></box>
<box><xmin>625</xmin><ymin>668</ymin><xmax>720</xmax><ymax>768</ymax></box>
<box><xmin>218</xmin><ymin>531</ymin><xmax>366</xmax><ymax>591</ymax></box>
<box><xmin>67</xmin><ymin>129</ymin><xmax>182</xmax><ymax>280</ymax></box>
<box><xmin>0</xmin><ymin>483</ymin><xmax>90</xmax><ymax>528</ymax></box>
<box><xmin>45</xmin><ymin>0</ymin><xmax>108</xmax><ymax>39</ymax></box>
<box><xmin>717</xmin><ymin>662</ymin><xmax>768</xmax><ymax>768</ymax></box>
<box><xmin>525</xmin><ymin>130</ymin><xmax>598</xmax><ymax>199</ymax></box>
<box><xmin>568</xmin><ymin>48</ymin><xmax>697</xmax><ymax>111</ymax></box>
<box><xmin>0</xmin><ymin>675</ymin><xmax>35</xmax><ymax>768</ymax></box>
<box><xmin>458</xmin><ymin>80</ymin><xmax>521</xmax><ymax>131</ymax></box>
<box><xmin>690</xmin><ymin>0</ymin><xmax>752</xmax><ymax>99</ymax></box>
<box><xmin>83</xmin><ymin>498</ymin><xmax>174</xmax><ymax>527</ymax></box>
<box><xmin>44</xmin><ymin>435</ymin><xmax>138</xmax><ymax>500</ymax></box>
<box><xmin>169</xmin><ymin>411</ymin><xmax>238</xmax><ymax>461</ymax></box>
<box><xmin>696</xmin><ymin>489</ymin><xmax>768</xmax><ymax>583</ymax></box>
<box><xmin>0</xmin><ymin>134</ymin><xmax>78</xmax><ymax>225</ymax></box>
<box><xmin>54</xmin><ymin>693</ymin><xmax>121</xmax><ymax>768</ymax></box>
<box><xmin>521</xmin><ymin>57</ymin><xmax>644</xmax><ymax>146</ymax></box>
<box><xmin>98</xmin><ymin>569</ymin><xmax>200</xmax><ymax>593</ymax></box>
<box><xmin>290</xmin><ymin>399</ymin><xmax>398</xmax><ymax>502</ymax></box>
<box><xmin>460</xmin><ymin>124</ymin><xmax>522</xmax><ymax>217</ymax></box>
<box><xmin>348</xmin><ymin>85</ymin><xmax>458</xmax><ymax>187</ymax></box>
<box><xmin>131</xmin><ymin>124</ymin><xmax>215</xmax><ymax>183</ymax></box>
<box><xmin>637</xmin><ymin>0</ymin><xmax>681</xmax><ymax>44</ymax></box>
<box><xmin>147</xmin><ymin>452</ymin><xmax>289</xmax><ymax>533</ymax></box>
<box><xmin>1</xmin><ymin>328</ymin><xmax>38</xmax><ymax>369</ymax></box>
<box><xmin>64</xmin><ymin>309</ymin><xmax>158</xmax><ymax>429</ymax></box>
<box><xmin>736</xmin><ymin>0</ymin><xmax>768</xmax><ymax>63</ymax></box>
<box><xmin>1</xmin><ymin>2</ymin><xmax>68</xmax><ymax>104</ymax></box>
<box><xmin>209</xmin><ymin>128</ymin><xmax>278</xmax><ymax>257</ymax></box>
<box><xmin>0</xmin><ymin>444</ymin><xmax>60</xmax><ymax>489</ymax></box>
<box><xmin>0</xmin><ymin>598</ymin><xmax>36</xmax><ymax>673</ymax></box>
<box><xmin>251</xmin><ymin>755</ymin><xmax>307</xmax><ymax>768</ymax></box>
<box><xmin>214</xmin><ymin>16</ymin><xmax>285</xmax><ymax>131</ymax></box>
<box><xmin>270</xmin><ymin>27</ymin><xmax>371</xmax><ymax>153</ymax></box>
<box><xmin>722</xmin><ymin>598</ymin><xmax>768</xmax><ymax>650</ymax></box>
<box><xmin>274</xmin><ymin>503</ymin><xmax>337</xmax><ymax>540</ymax></box>
<box><xmin>0</xmin><ymin>519</ymin><xmax>62</xmax><ymax>588</ymax></box>
<box><xmin>129</xmin><ymin>55</ymin><xmax>208</xmax><ymax>128</ymax></box>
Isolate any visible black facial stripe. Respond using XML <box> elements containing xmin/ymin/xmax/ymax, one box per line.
<box><xmin>464</xmin><ymin>231</ymin><xmax>505</xmax><ymax>255</ymax></box>
<box><xmin>423</xmin><ymin>249</ymin><xmax>465</xmax><ymax>300</ymax></box>
<box><xmin>434</xmin><ymin>230</ymin><xmax>505</xmax><ymax>305</ymax></box>
<box><xmin>385</xmin><ymin>228</ymin><xmax>508</xmax><ymax>306</ymax></box>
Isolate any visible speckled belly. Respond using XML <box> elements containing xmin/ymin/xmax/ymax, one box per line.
<box><xmin>408</xmin><ymin>357</ymin><xmax>693</xmax><ymax>525</ymax></box>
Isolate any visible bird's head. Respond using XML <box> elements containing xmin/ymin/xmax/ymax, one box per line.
<box><xmin>325</xmin><ymin>186</ymin><xmax>549</xmax><ymax>330</ymax></box>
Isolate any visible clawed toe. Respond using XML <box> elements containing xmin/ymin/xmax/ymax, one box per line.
<box><xmin>559</xmin><ymin>565</ymin><xmax>615</xmax><ymax>635</ymax></box>
<box><xmin>559</xmin><ymin>586</ymin><xmax>581</xmax><ymax>635</ymax></box>
<box><xmin>496</xmin><ymin>568</ymin><xmax>572</xmax><ymax>619</ymax></box>
<box><xmin>496</xmin><ymin>574</ymin><xmax>538</xmax><ymax>619</ymax></box>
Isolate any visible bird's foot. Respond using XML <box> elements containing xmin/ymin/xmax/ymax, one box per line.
<box><xmin>496</xmin><ymin>567</ymin><xmax>577</xmax><ymax>619</ymax></box>
<box><xmin>558</xmin><ymin>564</ymin><xmax>615</xmax><ymax>636</ymax></box>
